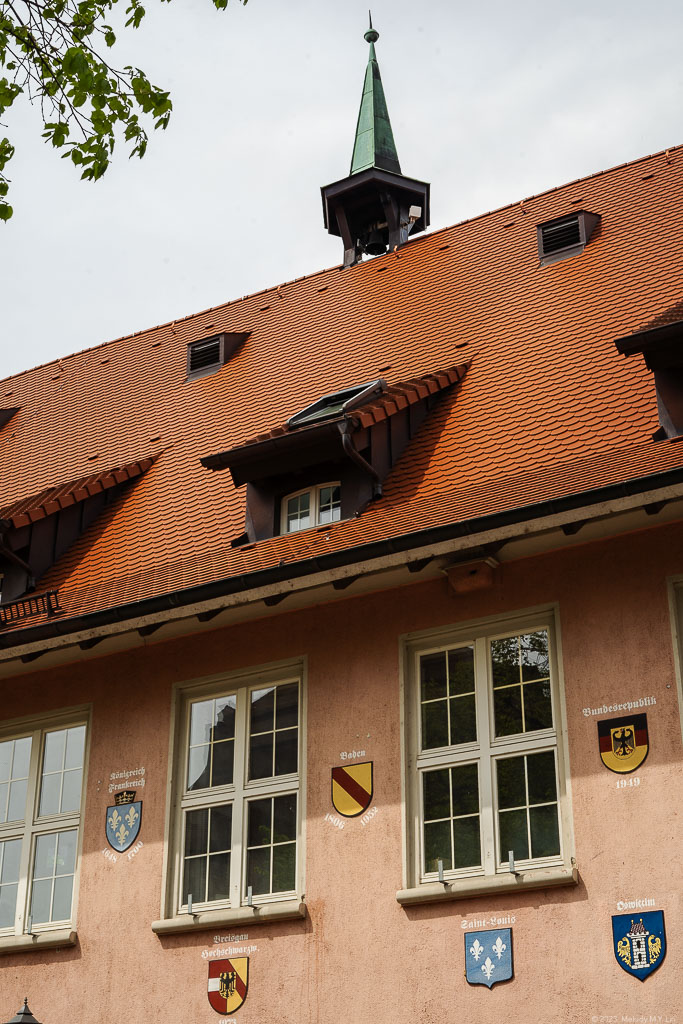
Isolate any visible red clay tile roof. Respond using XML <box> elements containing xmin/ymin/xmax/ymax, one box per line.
<box><xmin>2</xmin><ymin>145</ymin><xmax>683</xmax><ymax>633</ymax></box>
<box><xmin>205</xmin><ymin>363</ymin><xmax>470</xmax><ymax>466</ymax></box>
<box><xmin>0</xmin><ymin>458</ymin><xmax>157</xmax><ymax>529</ymax></box>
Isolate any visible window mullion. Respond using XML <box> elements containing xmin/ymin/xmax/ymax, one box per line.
<box><xmin>231</xmin><ymin>689</ymin><xmax>248</xmax><ymax>907</ymax></box>
<box><xmin>474</xmin><ymin>638</ymin><xmax>496</xmax><ymax>876</ymax></box>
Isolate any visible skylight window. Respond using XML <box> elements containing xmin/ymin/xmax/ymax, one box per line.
<box><xmin>186</xmin><ymin>332</ymin><xmax>250</xmax><ymax>380</ymax></box>
<box><xmin>287</xmin><ymin>379</ymin><xmax>386</xmax><ymax>429</ymax></box>
<box><xmin>537</xmin><ymin>211</ymin><xmax>600</xmax><ymax>267</ymax></box>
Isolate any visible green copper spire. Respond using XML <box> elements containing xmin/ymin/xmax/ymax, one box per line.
<box><xmin>350</xmin><ymin>16</ymin><xmax>401</xmax><ymax>176</ymax></box>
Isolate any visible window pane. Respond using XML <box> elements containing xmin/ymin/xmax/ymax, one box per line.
<box><xmin>318</xmin><ymin>485</ymin><xmax>341</xmax><ymax>525</ymax></box>
<box><xmin>0</xmin><ymin>839</ymin><xmax>21</xmax><ymax>883</ymax></box>
<box><xmin>527</xmin><ymin>751</ymin><xmax>557</xmax><ymax>805</ymax></box>
<box><xmin>0</xmin><ymin>783</ymin><xmax>7</xmax><ymax>824</ymax></box>
<box><xmin>187</xmin><ymin>745</ymin><xmax>211</xmax><ymax>791</ymax></box>
<box><xmin>448</xmin><ymin>647</ymin><xmax>474</xmax><ymax>695</ymax></box>
<box><xmin>0</xmin><ymin>883</ymin><xmax>17</xmax><ymax>928</ymax></box>
<box><xmin>249</xmin><ymin>731</ymin><xmax>273</xmax><ymax>780</ymax></box>
<box><xmin>39</xmin><ymin>772</ymin><xmax>61</xmax><ymax>817</ymax></box>
<box><xmin>453</xmin><ymin>816</ymin><xmax>481</xmax><ymax>869</ymax></box>
<box><xmin>183</xmin><ymin>856</ymin><xmax>206</xmax><ymax>905</ymax></box>
<box><xmin>247</xmin><ymin>846</ymin><xmax>271</xmax><ymax>896</ymax></box>
<box><xmin>490</xmin><ymin>637</ymin><xmax>520</xmax><ymax>687</ymax></box>
<box><xmin>7</xmin><ymin>779</ymin><xmax>27</xmax><ymax>822</ymax></box>
<box><xmin>275</xmin><ymin>684</ymin><xmax>299</xmax><ymax>730</ymax></box>
<box><xmin>423</xmin><ymin>769</ymin><xmax>450</xmax><ymax>821</ymax></box>
<box><xmin>30</xmin><ymin>878</ymin><xmax>52</xmax><ymax>925</ymax></box>
<box><xmin>211</xmin><ymin>739</ymin><xmax>234</xmax><ymax>787</ymax></box>
<box><xmin>60</xmin><ymin>769</ymin><xmax>83</xmax><ymax>813</ymax></box>
<box><xmin>274</xmin><ymin>731</ymin><xmax>298</xmax><ymax>776</ymax></box>
<box><xmin>12</xmin><ymin>737</ymin><xmax>31</xmax><ymax>779</ymax></box>
<box><xmin>524</xmin><ymin>680</ymin><xmax>553</xmax><ymax>731</ymax></box>
<box><xmin>493</xmin><ymin>685</ymin><xmax>523</xmax><ymax>736</ymax></box>
<box><xmin>64</xmin><ymin>726</ymin><xmax>85</xmax><ymax>770</ymax></box>
<box><xmin>530</xmin><ymin>804</ymin><xmax>560</xmax><ymax>858</ymax></box>
<box><xmin>43</xmin><ymin>731</ymin><xmax>66</xmax><ymax>774</ymax></box>
<box><xmin>34</xmin><ymin>833</ymin><xmax>57</xmax><ymax>879</ymax></box>
<box><xmin>449</xmin><ymin>694</ymin><xmax>477</xmax><ymax>745</ymax></box>
<box><xmin>209</xmin><ymin>804</ymin><xmax>232</xmax><ymax>854</ymax></box>
<box><xmin>520</xmin><ymin>631</ymin><xmax>549</xmax><ymax>680</ymax></box>
<box><xmin>273</xmin><ymin>794</ymin><xmax>297</xmax><ymax>843</ymax></box>
<box><xmin>420</xmin><ymin>652</ymin><xmax>447</xmax><ymax>701</ymax></box>
<box><xmin>51</xmin><ymin>875</ymin><xmax>73</xmax><ymax>921</ymax></box>
<box><xmin>424</xmin><ymin>820</ymin><xmax>451</xmax><ymax>873</ymax></box>
<box><xmin>185</xmin><ymin>809</ymin><xmax>209</xmax><ymax>857</ymax></box>
<box><xmin>189</xmin><ymin>700</ymin><xmax>214</xmax><ymax>746</ymax></box>
<box><xmin>421</xmin><ymin>701</ymin><xmax>449</xmax><ymax>750</ymax></box>
<box><xmin>208</xmin><ymin>853</ymin><xmax>231</xmax><ymax>902</ymax></box>
<box><xmin>272</xmin><ymin>843</ymin><xmax>295</xmax><ymax>893</ymax></box>
<box><xmin>56</xmin><ymin>831</ymin><xmax>77</xmax><ymax>876</ymax></box>
<box><xmin>213</xmin><ymin>698</ymin><xmax>236</xmax><ymax>741</ymax></box>
<box><xmin>251</xmin><ymin>688</ymin><xmax>275</xmax><ymax>735</ymax></box>
<box><xmin>499</xmin><ymin>808</ymin><xmax>529</xmax><ymax>861</ymax></box>
<box><xmin>248</xmin><ymin>799</ymin><xmax>272</xmax><ymax>848</ymax></box>
<box><xmin>451</xmin><ymin>764</ymin><xmax>479</xmax><ymax>817</ymax></box>
<box><xmin>496</xmin><ymin>756</ymin><xmax>526</xmax><ymax>809</ymax></box>
<box><xmin>0</xmin><ymin>743</ymin><xmax>11</xmax><ymax>782</ymax></box>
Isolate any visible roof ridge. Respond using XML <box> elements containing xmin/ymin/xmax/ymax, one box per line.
<box><xmin>2</xmin><ymin>141</ymin><xmax>681</xmax><ymax>388</ymax></box>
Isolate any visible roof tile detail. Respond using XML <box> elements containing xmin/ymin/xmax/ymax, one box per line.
<box><xmin>1</xmin><ymin>145</ymin><xmax>683</xmax><ymax>632</ymax></box>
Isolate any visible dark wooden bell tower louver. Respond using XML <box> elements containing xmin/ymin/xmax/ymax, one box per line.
<box><xmin>321</xmin><ymin>18</ymin><xmax>430</xmax><ymax>267</ymax></box>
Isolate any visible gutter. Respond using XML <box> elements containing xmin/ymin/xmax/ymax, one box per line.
<box><xmin>2</xmin><ymin>465</ymin><xmax>683</xmax><ymax>657</ymax></box>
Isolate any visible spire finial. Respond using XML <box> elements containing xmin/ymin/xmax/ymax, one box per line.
<box><xmin>365</xmin><ymin>11</ymin><xmax>379</xmax><ymax>44</ymax></box>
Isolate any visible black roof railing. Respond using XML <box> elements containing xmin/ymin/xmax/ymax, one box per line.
<box><xmin>0</xmin><ymin>590</ymin><xmax>61</xmax><ymax>625</ymax></box>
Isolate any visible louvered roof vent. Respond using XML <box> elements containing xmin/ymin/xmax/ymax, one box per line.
<box><xmin>187</xmin><ymin>332</ymin><xmax>250</xmax><ymax>380</ymax></box>
<box><xmin>537</xmin><ymin>210</ymin><xmax>600</xmax><ymax>267</ymax></box>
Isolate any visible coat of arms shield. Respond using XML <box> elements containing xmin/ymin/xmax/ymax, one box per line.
<box><xmin>105</xmin><ymin>790</ymin><xmax>142</xmax><ymax>853</ymax></box>
<box><xmin>208</xmin><ymin>957</ymin><xmax>249</xmax><ymax>1014</ymax></box>
<box><xmin>331</xmin><ymin>761</ymin><xmax>373</xmax><ymax>817</ymax></box>
<box><xmin>597</xmin><ymin>714</ymin><xmax>649</xmax><ymax>773</ymax></box>
<box><xmin>465</xmin><ymin>928</ymin><xmax>513</xmax><ymax>988</ymax></box>
<box><xmin>612</xmin><ymin>912</ymin><xmax>666</xmax><ymax>981</ymax></box>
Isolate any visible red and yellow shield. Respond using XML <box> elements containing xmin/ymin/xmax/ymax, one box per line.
<box><xmin>208</xmin><ymin>957</ymin><xmax>249</xmax><ymax>1015</ymax></box>
<box><xmin>598</xmin><ymin>714</ymin><xmax>649</xmax><ymax>774</ymax></box>
<box><xmin>331</xmin><ymin>761</ymin><xmax>373</xmax><ymax>817</ymax></box>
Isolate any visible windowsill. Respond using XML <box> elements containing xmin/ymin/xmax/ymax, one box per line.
<box><xmin>0</xmin><ymin>928</ymin><xmax>77</xmax><ymax>955</ymax></box>
<box><xmin>396</xmin><ymin>865</ymin><xmax>579</xmax><ymax>906</ymax></box>
<box><xmin>152</xmin><ymin>899</ymin><xmax>306</xmax><ymax>936</ymax></box>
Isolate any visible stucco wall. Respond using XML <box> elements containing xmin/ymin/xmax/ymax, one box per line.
<box><xmin>1</xmin><ymin>520</ymin><xmax>681</xmax><ymax>1023</ymax></box>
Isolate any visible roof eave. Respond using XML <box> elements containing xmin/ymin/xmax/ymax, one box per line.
<box><xmin>3</xmin><ymin>464</ymin><xmax>683</xmax><ymax>658</ymax></box>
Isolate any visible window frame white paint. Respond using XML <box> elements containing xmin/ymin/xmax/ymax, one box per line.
<box><xmin>280</xmin><ymin>482</ymin><xmax>341</xmax><ymax>534</ymax></box>
<box><xmin>0</xmin><ymin>707</ymin><xmax>89</xmax><ymax>939</ymax></box>
<box><xmin>401</xmin><ymin>607</ymin><xmax>574</xmax><ymax>892</ymax></box>
<box><xmin>165</xmin><ymin>659</ymin><xmax>306</xmax><ymax>919</ymax></box>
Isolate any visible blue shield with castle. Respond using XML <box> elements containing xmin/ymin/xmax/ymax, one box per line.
<box><xmin>464</xmin><ymin>928</ymin><xmax>513</xmax><ymax>988</ymax></box>
<box><xmin>612</xmin><ymin>911</ymin><xmax>666</xmax><ymax>981</ymax></box>
<box><xmin>106</xmin><ymin>789</ymin><xmax>142</xmax><ymax>853</ymax></box>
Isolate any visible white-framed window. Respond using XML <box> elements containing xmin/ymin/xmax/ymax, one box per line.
<box><xmin>281</xmin><ymin>482</ymin><xmax>341</xmax><ymax>534</ymax></box>
<box><xmin>171</xmin><ymin>663</ymin><xmax>303</xmax><ymax>915</ymax></box>
<box><xmin>0</xmin><ymin>713</ymin><xmax>88</xmax><ymax>935</ymax></box>
<box><xmin>403</xmin><ymin>611</ymin><xmax>571</xmax><ymax>888</ymax></box>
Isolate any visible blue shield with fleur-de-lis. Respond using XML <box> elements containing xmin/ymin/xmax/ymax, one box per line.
<box><xmin>106</xmin><ymin>797</ymin><xmax>142</xmax><ymax>853</ymax></box>
<box><xmin>465</xmin><ymin>928</ymin><xmax>513</xmax><ymax>988</ymax></box>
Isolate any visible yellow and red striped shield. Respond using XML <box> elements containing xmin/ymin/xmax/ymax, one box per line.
<box><xmin>331</xmin><ymin>761</ymin><xmax>373</xmax><ymax>817</ymax></box>
<box><xmin>208</xmin><ymin>957</ymin><xmax>249</xmax><ymax>1015</ymax></box>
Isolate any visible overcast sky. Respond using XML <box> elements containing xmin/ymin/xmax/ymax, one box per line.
<box><xmin>1</xmin><ymin>0</ymin><xmax>681</xmax><ymax>379</ymax></box>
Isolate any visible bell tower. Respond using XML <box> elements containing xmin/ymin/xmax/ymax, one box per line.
<box><xmin>321</xmin><ymin>17</ymin><xmax>431</xmax><ymax>267</ymax></box>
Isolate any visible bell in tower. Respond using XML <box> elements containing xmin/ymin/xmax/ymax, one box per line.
<box><xmin>321</xmin><ymin>17</ymin><xmax>431</xmax><ymax>267</ymax></box>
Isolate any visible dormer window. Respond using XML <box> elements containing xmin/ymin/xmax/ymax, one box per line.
<box><xmin>537</xmin><ymin>211</ymin><xmax>600</xmax><ymax>267</ymax></box>
<box><xmin>186</xmin><ymin>333</ymin><xmax>250</xmax><ymax>380</ymax></box>
<box><xmin>282</xmin><ymin>483</ymin><xmax>341</xmax><ymax>533</ymax></box>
